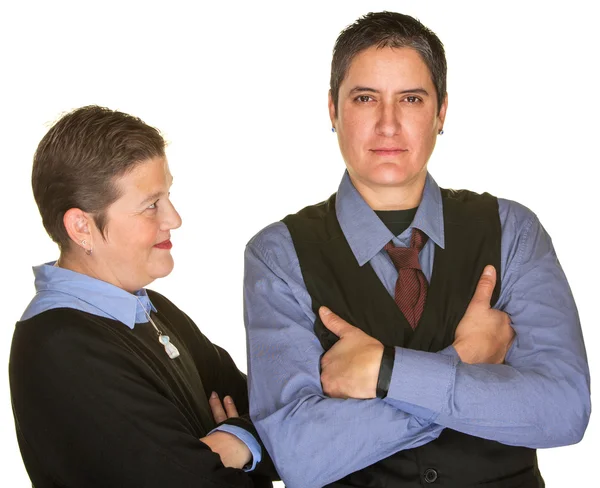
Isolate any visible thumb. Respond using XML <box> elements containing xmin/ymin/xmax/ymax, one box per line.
<box><xmin>470</xmin><ymin>265</ymin><xmax>496</xmax><ymax>307</ymax></box>
<box><xmin>319</xmin><ymin>306</ymin><xmax>355</xmax><ymax>338</ymax></box>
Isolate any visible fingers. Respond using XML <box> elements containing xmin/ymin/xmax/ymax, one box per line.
<box><xmin>223</xmin><ymin>396</ymin><xmax>239</xmax><ymax>418</ymax></box>
<box><xmin>209</xmin><ymin>392</ymin><xmax>227</xmax><ymax>423</ymax></box>
<box><xmin>209</xmin><ymin>392</ymin><xmax>239</xmax><ymax>423</ymax></box>
<box><xmin>319</xmin><ymin>306</ymin><xmax>355</xmax><ymax>337</ymax></box>
<box><xmin>470</xmin><ymin>265</ymin><xmax>497</xmax><ymax>307</ymax></box>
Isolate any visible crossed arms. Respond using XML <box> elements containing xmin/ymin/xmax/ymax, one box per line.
<box><xmin>243</xmin><ymin>212</ymin><xmax>590</xmax><ymax>488</ymax></box>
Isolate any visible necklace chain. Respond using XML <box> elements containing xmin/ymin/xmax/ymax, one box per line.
<box><xmin>135</xmin><ymin>295</ymin><xmax>180</xmax><ymax>359</ymax></box>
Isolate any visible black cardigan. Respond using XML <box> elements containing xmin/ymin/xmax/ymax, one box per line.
<box><xmin>9</xmin><ymin>290</ymin><xmax>275</xmax><ymax>488</ymax></box>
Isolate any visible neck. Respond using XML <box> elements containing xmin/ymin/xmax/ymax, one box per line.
<box><xmin>349</xmin><ymin>171</ymin><xmax>427</xmax><ymax>211</ymax></box>
<box><xmin>57</xmin><ymin>252</ymin><xmax>97</xmax><ymax>278</ymax></box>
<box><xmin>57</xmin><ymin>252</ymin><xmax>131</xmax><ymax>293</ymax></box>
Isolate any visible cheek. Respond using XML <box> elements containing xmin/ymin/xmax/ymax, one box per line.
<box><xmin>111</xmin><ymin>220</ymin><xmax>158</xmax><ymax>253</ymax></box>
<box><xmin>339</xmin><ymin>111</ymin><xmax>373</xmax><ymax>152</ymax></box>
<box><xmin>406</xmin><ymin>113</ymin><xmax>437</xmax><ymax>148</ymax></box>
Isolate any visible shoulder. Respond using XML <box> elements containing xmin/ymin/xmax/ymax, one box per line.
<box><xmin>245</xmin><ymin>221</ymin><xmax>307</xmax><ymax>289</ymax></box>
<box><xmin>282</xmin><ymin>195</ymin><xmax>335</xmax><ymax>222</ymax></box>
<box><xmin>13</xmin><ymin>308</ymin><xmax>109</xmax><ymax>348</ymax></box>
<box><xmin>12</xmin><ymin>308</ymin><xmax>131</xmax><ymax>355</ymax></box>
<box><xmin>247</xmin><ymin>195</ymin><xmax>334</xmax><ymax>255</ymax></box>
<box><xmin>497</xmin><ymin>197</ymin><xmax>539</xmax><ymax>233</ymax></box>
<box><xmin>246</xmin><ymin>221</ymin><xmax>296</xmax><ymax>268</ymax></box>
<box><xmin>20</xmin><ymin>290</ymin><xmax>102</xmax><ymax>322</ymax></box>
<box><xmin>495</xmin><ymin>198</ymin><xmax>555</xmax><ymax>290</ymax></box>
<box><xmin>10</xmin><ymin>309</ymin><xmax>126</xmax><ymax>390</ymax></box>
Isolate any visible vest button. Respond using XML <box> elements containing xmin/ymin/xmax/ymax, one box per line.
<box><xmin>424</xmin><ymin>468</ymin><xmax>438</xmax><ymax>483</ymax></box>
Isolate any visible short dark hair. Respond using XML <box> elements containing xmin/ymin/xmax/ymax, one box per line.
<box><xmin>32</xmin><ymin>105</ymin><xmax>166</xmax><ymax>250</ymax></box>
<box><xmin>330</xmin><ymin>11</ymin><xmax>447</xmax><ymax>115</ymax></box>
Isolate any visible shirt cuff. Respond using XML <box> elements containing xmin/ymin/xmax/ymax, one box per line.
<box><xmin>209</xmin><ymin>424</ymin><xmax>262</xmax><ymax>472</ymax></box>
<box><xmin>438</xmin><ymin>344</ymin><xmax>460</xmax><ymax>360</ymax></box>
<box><xmin>387</xmin><ymin>346</ymin><xmax>458</xmax><ymax>418</ymax></box>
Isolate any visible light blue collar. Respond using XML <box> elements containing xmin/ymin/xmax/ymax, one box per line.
<box><xmin>335</xmin><ymin>171</ymin><xmax>445</xmax><ymax>267</ymax></box>
<box><xmin>21</xmin><ymin>262</ymin><xmax>156</xmax><ymax>329</ymax></box>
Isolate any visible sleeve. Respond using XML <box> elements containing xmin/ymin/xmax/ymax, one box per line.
<box><xmin>244</xmin><ymin>225</ymin><xmax>444</xmax><ymax>488</ymax></box>
<box><xmin>384</xmin><ymin>204</ymin><xmax>591</xmax><ymax>448</ymax></box>
<box><xmin>9</xmin><ymin>316</ymin><xmax>258</xmax><ymax>488</ymax></box>
<box><xmin>210</xmin><ymin>424</ymin><xmax>262</xmax><ymax>472</ymax></box>
<box><xmin>151</xmin><ymin>294</ymin><xmax>278</xmax><ymax>480</ymax></box>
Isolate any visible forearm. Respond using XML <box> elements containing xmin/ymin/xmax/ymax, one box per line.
<box><xmin>250</xmin><ymin>373</ymin><xmax>443</xmax><ymax>488</ymax></box>
<box><xmin>385</xmin><ymin>344</ymin><xmax>590</xmax><ymax>447</ymax></box>
<box><xmin>384</xmin><ymin>209</ymin><xmax>591</xmax><ymax>447</ymax></box>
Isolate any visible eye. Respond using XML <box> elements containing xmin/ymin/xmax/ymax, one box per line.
<box><xmin>403</xmin><ymin>96</ymin><xmax>422</xmax><ymax>104</ymax></box>
<box><xmin>147</xmin><ymin>200</ymin><xmax>159</xmax><ymax>210</ymax></box>
<box><xmin>355</xmin><ymin>95</ymin><xmax>375</xmax><ymax>103</ymax></box>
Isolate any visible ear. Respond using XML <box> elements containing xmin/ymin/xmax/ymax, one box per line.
<box><xmin>438</xmin><ymin>92</ymin><xmax>448</xmax><ymax>131</ymax></box>
<box><xmin>328</xmin><ymin>90</ymin><xmax>337</xmax><ymax>128</ymax></box>
<box><xmin>63</xmin><ymin>208</ymin><xmax>93</xmax><ymax>253</ymax></box>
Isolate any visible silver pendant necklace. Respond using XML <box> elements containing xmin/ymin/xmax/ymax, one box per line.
<box><xmin>135</xmin><ymin>296</ymin><xmax>180</xmax><ymax>359</ymax></box>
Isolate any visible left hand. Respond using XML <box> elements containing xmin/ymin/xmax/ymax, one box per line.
<box><xmin>319</xmin><ymin>307</ymin><xmax>384</xmax><ymax>399</ymax></box>
<box><xmin>200</xmin><ymin>392</ymin><xmax>252</xmax><ymax>470</ymax></box>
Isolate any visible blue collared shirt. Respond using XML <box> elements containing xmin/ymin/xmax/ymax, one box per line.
<box><xmin>244</xmin><ymin>171</ymin><xmax>591</xmax><ymax>488</ymax></box>
<box><xmin>22</xmin><ymin>263</ymin><xmax>261</xmax><ymax>471</ymax></box>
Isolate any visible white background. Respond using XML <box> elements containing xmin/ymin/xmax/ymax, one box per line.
<box><xmin>1</xmin><ymin>1</ymin><xmax>597</xmax><ymax>486</ymax></box>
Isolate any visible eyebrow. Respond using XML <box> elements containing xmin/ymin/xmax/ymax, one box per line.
<box><xmin>140</xmin><ymin>191</ymin><xmax>165</xmax><ymax>206</ymax></box>
<box><xmin>140</xmin><ymin>176</ymin><xmax>174</xmax><ymax>206</ymax></box>
<box><xmin>349</xmin><ymin>86</ymin><xmax>430</xmax><ymax>96</ymax></box>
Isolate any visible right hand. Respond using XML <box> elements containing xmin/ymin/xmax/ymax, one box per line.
<box><xmin>200</xmin><ymin>392</ymin><xmax>252</xmax><ymax>470</ymax></box>
<box><xmin>319</xmin><ymin>307</ymin><xmax>384</xmax><ymax>399</ymax></box>
<box><xmin>453</xmin><ymin>265</ymin><xmax>515</xmax><ymax>364</ymax></box>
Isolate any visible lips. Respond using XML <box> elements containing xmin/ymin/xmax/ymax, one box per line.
<box><xmin>370</xmin><ymin>148</ymin><xmax>407</xmax><ymax>155</ymax></box>
<box><xmin>154</xmin><ymin>239</ymin><xmax>172</xmax><ymax>250</ymax></box>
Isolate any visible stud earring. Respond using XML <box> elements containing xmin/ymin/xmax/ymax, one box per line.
<box><xmin>331</xmin><ymin>127</ymin><xmax>336</xmax><ymax>133</ymax></box>
<box><xmin>438</xmin><ymin>129</ymin><xmax>444</xmax><ymax>135</ymax></box>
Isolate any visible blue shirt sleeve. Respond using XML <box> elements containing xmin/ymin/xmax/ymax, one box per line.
<box><xmin>244</xmin><ymin>223</ymin><xmax>444</xmax><ymax>488</ymax></box>
<box><xmin>385</xmin><ymin>200</ymin><xmax>591</xmax><ymax>448</ymax></box>
<box><xmin>209</xmin><ymin>425</ymin><xmax>261</xmax><ymax>472</ymax></box>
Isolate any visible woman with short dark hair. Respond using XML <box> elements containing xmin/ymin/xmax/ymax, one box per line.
<box><xmin>10</xmin><ymin>105</ymin><xmax>275</xmax><ymax>487</ymax></box>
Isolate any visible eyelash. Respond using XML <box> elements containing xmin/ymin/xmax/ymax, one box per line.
<box><xmin>356</xmin><ymin>95</ymin><xmax>375</xmax><ymax>103</ymax></box>
<box><xmin>148</xmin><ymin>191</ymin><xmax>172</xmax><ymax>210</ymax></box>
<box><xmin>354</xmin><ymin>95</ymin><xmax>422</xmax><ymax>104</ymax></box>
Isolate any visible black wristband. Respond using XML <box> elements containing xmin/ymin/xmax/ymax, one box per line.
<box><xmin>376</xmin><ymin>345</ymin><xmax>395</xmax><ymax>399</ymax></box>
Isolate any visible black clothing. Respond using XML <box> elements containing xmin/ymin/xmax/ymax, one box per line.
<box><xmin>10</xmin><ymin>290</ymin><xmax>275</xmax><ymax>488</ymax></box>
<box><xmin>374</xmin><ymin>207</ymin><xmax>418</xmax><ymax>236</ymax></box>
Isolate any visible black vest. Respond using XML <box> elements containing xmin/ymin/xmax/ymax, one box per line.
<box><xmin>282</xmin><ymin>189</ymin><xmax>543</xmax><ymax>488</ymax></box>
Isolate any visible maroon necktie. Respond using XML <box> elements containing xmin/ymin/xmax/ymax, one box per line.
<box><xmin>384</xmin><ymin>228</ymin><xmax>429</xmax><ymax>329</ymax></box>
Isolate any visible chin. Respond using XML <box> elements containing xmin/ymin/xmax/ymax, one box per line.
<box><xmin>369</xmin><ymin>164</ymin><xmax>417</xmax><ymax>186</ymax></box>
<box><xmin>150</xmin><ymin>257</ymin><xmax>175</xmax><ymax>280</ymax></box>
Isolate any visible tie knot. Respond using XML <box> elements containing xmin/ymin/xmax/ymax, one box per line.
<box><xmin>410</xmin><ymin>228</ymin><xmax>428</xmax><ymax>252</ymax></box>
<box><xmin>384</xmin><ymin>229</ymin><xmax>428</xmax><ymax>271</ymax></box>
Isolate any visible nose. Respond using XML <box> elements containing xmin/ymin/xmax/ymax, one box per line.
<box><xmin>375</xmin><ymin>100</ymin><xmax>401</xmax><ymax>137</ymax></box>
<box><xmin>161</xmin><ymin>199</ymin><xmax>182</xmax><ymax>230</ymax></box>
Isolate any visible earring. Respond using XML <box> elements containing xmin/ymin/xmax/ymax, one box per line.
<box><xmin>438</xmin><ymin>129</ymin><xmax>444</xmax><ymax>135</ymax></box>
<box><xmin>331</xmin><ymin>127</ymin><xmax>336</xmax><ymax>133</ymax></box>
<box><xmin>81</xmin><ymin>239</ymin><xmax>92</xmax><ymax>256</ymax></box>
